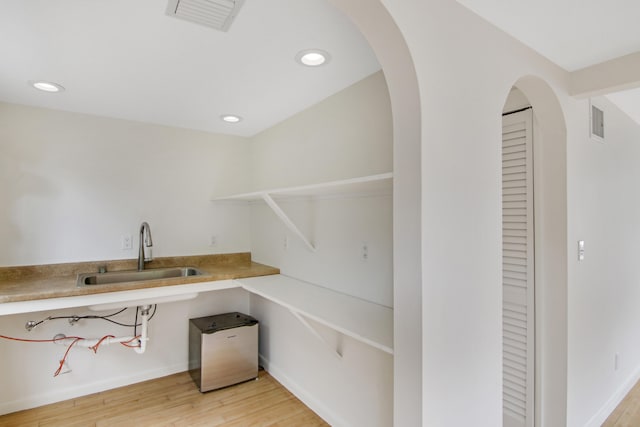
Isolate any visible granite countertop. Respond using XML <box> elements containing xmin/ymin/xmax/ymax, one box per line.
<box><xmin>0</xmin><ymin>253</ymin><xmax>279</xmax><ymax>304</ymax></box>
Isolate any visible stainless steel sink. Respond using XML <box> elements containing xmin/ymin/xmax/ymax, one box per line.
<box><xmin>77</xmin><ymin>267</ymin><xmax>205</xmax><ymax>286</ymax></box>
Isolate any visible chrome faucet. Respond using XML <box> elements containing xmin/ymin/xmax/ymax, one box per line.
<box><xmin>138</xmin><ymin>222</ymin><xmax>153</xmax><ymax>271</ymax></box>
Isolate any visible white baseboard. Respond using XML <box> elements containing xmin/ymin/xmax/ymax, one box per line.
<box><xmin>0</xmin><ymin>362</ymin><xmax>187</xmax><ymax>416</ymax></box>
<box><xmin>585</xmin><ymin>364</ymin><xmax>640</xmax><ymax>427</ymax></box>
<box><xmin>2</xmin><ymin>354</ymin><xmax>352</xmax><ymax>425</ymax></box>
<box><xmin>259</xmin><ymin>354</ymin><xmax>349</xmax><ymax>427</ymax></box>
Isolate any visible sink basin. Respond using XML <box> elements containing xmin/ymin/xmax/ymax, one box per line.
<box><xmin>77</xmin><ymin>267</ymin><xmax>205</xmax><ymax>287</ymax></box>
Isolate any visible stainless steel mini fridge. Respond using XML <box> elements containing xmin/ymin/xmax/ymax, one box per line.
<box><xmin>188</xmin><ymin>312</ymin><xmax>259</xmax><ymax>392</ymax></box>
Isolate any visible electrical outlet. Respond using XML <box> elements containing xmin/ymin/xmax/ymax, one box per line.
<box><xmin>283</xmin><ymin>235</ymin><xmax>289</xmax><ymax>251</ymax></box>
<box><xmin>615</xmin><ymin>353</ymin><xmax>620</xmax><ymax>371</ymax></box>
<box><xmin>361</xmin><ymin>243</ymin><xmax>369</xmax><ymax>261</ymax></box>
<box><xmin>209</xmin><ymin>235</ymin><xmax>218</xmax><ymax>247</ymax></box>
<box><xmin>121</xmin><ymin>234</ymin><xmax>132</xmax><ymax>250</ymax></box>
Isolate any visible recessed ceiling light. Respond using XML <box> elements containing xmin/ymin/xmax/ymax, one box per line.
<box><xmin>221</xmin><ymin>114</ymin><xmax>242</xmax><ymax>123</ymax></box>
<box><xmin>29</xmin><ymin>80</ymin><xmax>65</xmax><ymax>93</ymax></box>
<box><xmin>295</xmin><ymin>49</ymin><xmax>331</xmax><ymax>67</ymax></box>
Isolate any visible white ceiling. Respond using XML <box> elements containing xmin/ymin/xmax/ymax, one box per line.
<box><xmin>456</xmin><ymin>0</ymin><xmax>640</xmax><ymax>72</ymax></box>
<box><xmin>0</xmin><ymin>0</ymin><xmax>380</xmax><ymax>137</ymax></box>
<box><xmin>456</xmin><ymin>0</ymin><xmax>640</xmax><ymax>125</ymax></box>
<box><xmin>606</xmin><ymin>88</ymin><xmax>640</xmax><ymax>125</ymax></box>
<box><xmin>5</xmin><ymin>1</ymin><xmax>640</xmax><ymax>135</ymax></box>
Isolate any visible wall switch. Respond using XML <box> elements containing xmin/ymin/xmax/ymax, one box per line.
<box><xmin>361</xmin><ymin>243</ymin><xmax>369</xmax><ymax>261</ymax></box>
<box><xmin>121</xmin><ymin>234</ymin><xmax>132</xmax><ymax>250</ymax></box>
<box><xmin>578</xmin><ymin>240</ymin><xmax>585</xmax><ymax>261</ymax></box>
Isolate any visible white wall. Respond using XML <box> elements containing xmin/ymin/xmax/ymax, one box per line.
<box><xmin>0</xmin><ymin>102</ymin><xmax>254</xmax><ymax>414</ymax></box>
<box><xmin>504</xmin><ymin>87</ymin><xmax>531</xmax><ymax>113</ymax></box>
<box><xmin>373</xmin><ymin>0</ymin><xmax>574</xmax><ymax>424</ymax></box>
<box><xmin>566</xmin><ymin>96</ymin><xmax>640</xmax><ymax>427</ymax></box>
<box><xmin>248</xmin><ymin>71</ymin><xmax>392</xmax><ymax>190</ymax></box>
<box><xmin>328</xmin><ymin>3</ymin><xmax>424</xmax><ymax>425</ymax></box>
<box><xmin>6</xmin><ymin>3</ymin><xmax>640</xmax><ymax>425</ymax></box>
<box><xmin>247</xmin><ymin>69</ymin><xmax>394</xmax><ymax>425</ymax></box>
<box><xmin>250</xmin><ymin>295</ymin><xmax>393</xmax><ymax>426</ymax></box>
<box><xmin>0</xmin><ymin>102</ymin><xmax>251</xmax><ymax>266</ymax></box>
<box><xmin>248</xmin><ymin>73</ymin><xmax>394</xmax><ymax>309</ymax></box>
<box><xmin>250</xmin><ymin>194</ymin><xmax>393</xmax><ymax>307</ymax></box>
<box><xmin>0</xmin><ymin>71</ymin><xmax>395</xmax><ymax>424</ymax></box>
<box><xmin>366</xmin><ymin>1</ymin><xmax>640</xmax><ymax>425</ymax></box>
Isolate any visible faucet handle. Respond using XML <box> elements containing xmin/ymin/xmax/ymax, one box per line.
<box><xmin>144</xmin><ymin>247</ymin><xmax>153</xmax><ymax>262</ymax></box>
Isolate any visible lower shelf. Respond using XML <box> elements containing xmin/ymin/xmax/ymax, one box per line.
<box><xmin>235</xmin><ymin>274</ymin><xmax>393</xmax><ymax>355</ymax></box>
<box><xmin>0</xmin><ymin>274</ymin><xmax>394</xmax><ymax>356</ymax></box>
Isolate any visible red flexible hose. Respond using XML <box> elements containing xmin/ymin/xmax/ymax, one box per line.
<box><xmin>0</xmin><ymin>333</ymin><xmax>141</xmax><ymax>376</ymax></box>
<box><xmin>53</xmin><ymin>337</ymin><xmax>82</xmax><ymax>377</ymax></box>
<box><xmin>90</xmin><ymin>335</ymin><xmax>115</xmax><ymax>353</ymax></box>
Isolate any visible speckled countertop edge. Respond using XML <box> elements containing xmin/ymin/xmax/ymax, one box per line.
<box><xmin>0</xmin><ymin>253</ymin><xmax>279</xmax><ymax>303</ymax></box>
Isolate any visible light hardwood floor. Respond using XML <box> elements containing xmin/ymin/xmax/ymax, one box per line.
<box><xmin>0</xmin><ymin>370</ymin><xmax>329</xmax><ymax>427</ymax></box>
<box><xmin>603</xmin><ymin>378</ymin><xmax>640</xmax><ymax>427</ymax></box>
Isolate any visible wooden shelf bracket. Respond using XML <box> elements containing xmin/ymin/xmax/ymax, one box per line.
<box><xmin>288</xmin><ymin>308</ymin><xmax>343</xmax><ymax>359</ymax></box>
<box><xmin>261</xmin><ymin>193</ymin><xmax>316</xmax><ymax>252</ymax></box>
<box><xmin>212</xmin><ymin>174</ymin><xmax>393</xmax><ymax>254</ymax></box>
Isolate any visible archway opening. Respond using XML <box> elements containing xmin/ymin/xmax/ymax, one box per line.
<box><xmin>326</xmin><ymin>1</ymin><xmax>423</xmax><ymax>426</ymax></box>
<box><xmin>501</xmin><ymin>77</ymin><xmax>568</xmax><ymax>427</ymax></box>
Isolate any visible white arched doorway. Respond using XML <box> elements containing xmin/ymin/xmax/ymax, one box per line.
<box><xmin>501</xmin><ymin>77</ymin><xmax>568</xmax><ymax>427</ymax></box>
<box><xmin>326</xmin><ymin>1</ymin><xmax>423</xmax><ymax>426</ymax></box>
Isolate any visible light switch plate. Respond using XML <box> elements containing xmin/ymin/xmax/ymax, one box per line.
<box><xmin>578</xmin><ymin>240</ymin><xmax>585</xmax><ymax>261</ymax></box>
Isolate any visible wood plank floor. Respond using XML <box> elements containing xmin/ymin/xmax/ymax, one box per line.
<box><xmin>603</xmin><ymin>378</ymin><xmax>640</xmax><ymax>426</ymax></box>
<box><xmin>0</xmin><ymin>370</ymin><xmax>329</xmax><ymax>427</ymax></box>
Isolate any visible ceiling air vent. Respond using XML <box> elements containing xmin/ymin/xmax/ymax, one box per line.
<box><xmin>165</xmin><ymin>0</ymin><xmax>245</xmax><ymax>32</ymax></box>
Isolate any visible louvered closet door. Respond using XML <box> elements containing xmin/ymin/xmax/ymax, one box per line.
<box><xmin>502</xmin><ymin>108</ymin><xmax>534</xmax><ymax>427</ymax></box>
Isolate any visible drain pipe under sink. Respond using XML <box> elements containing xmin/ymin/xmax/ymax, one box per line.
<box><xmin>53</xmin><ymin>304</ymin><xmax>152</xmax><ymax>354</ymax></box>
<box><xmin>134</xmin><ymin>305</ymin><xmax>151</xmax><ymax>354</ymax></box>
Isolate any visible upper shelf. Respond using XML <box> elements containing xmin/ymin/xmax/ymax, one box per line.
<box><xmin>211</xmin><ymin>173</ymin><xmax>393</xmax><ymax>252</ymax></box>
<box><xmin>211</xmin><ymin>173</ymin><xmax>393</xmax><ymax>202</ymax></box>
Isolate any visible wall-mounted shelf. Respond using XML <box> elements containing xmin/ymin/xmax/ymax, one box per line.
<box><xmin>236</xmin><ymin>274</ymin><xmax>394</xmax><ymax>355</ymax></box>
<box><xmin>212</xmin><ymin>173</ymin><xmax>393</xmax><ymax>252</ymax></box>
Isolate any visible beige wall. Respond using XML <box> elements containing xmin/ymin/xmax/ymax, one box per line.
<box><xmin>567</xmin><ymin>96</ymin><xmax>640</xmax><ymax>426</ymax></box>
<box><xmin>245</xmin><ymin>69</ymin><xmax>395</xmax><ymax>425</ymax></box>
<box><xmin>7</xmin><ymin>2</ymin><xmax>640</xmax><ymax>424</ymax></box>
<box><xmin>0</xmin><ymin>69</ymin><xmax>395</xmax><ymax>425</ymax></box>
<box><xmin>0</xmin><ymin>102</ymin><xmax>251</xmax><ymax>266</ymax></box>
<box><xmin>248</xmin><ymin>71</ymin><xmax>392</xmax><ymax>190</ymax></box>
